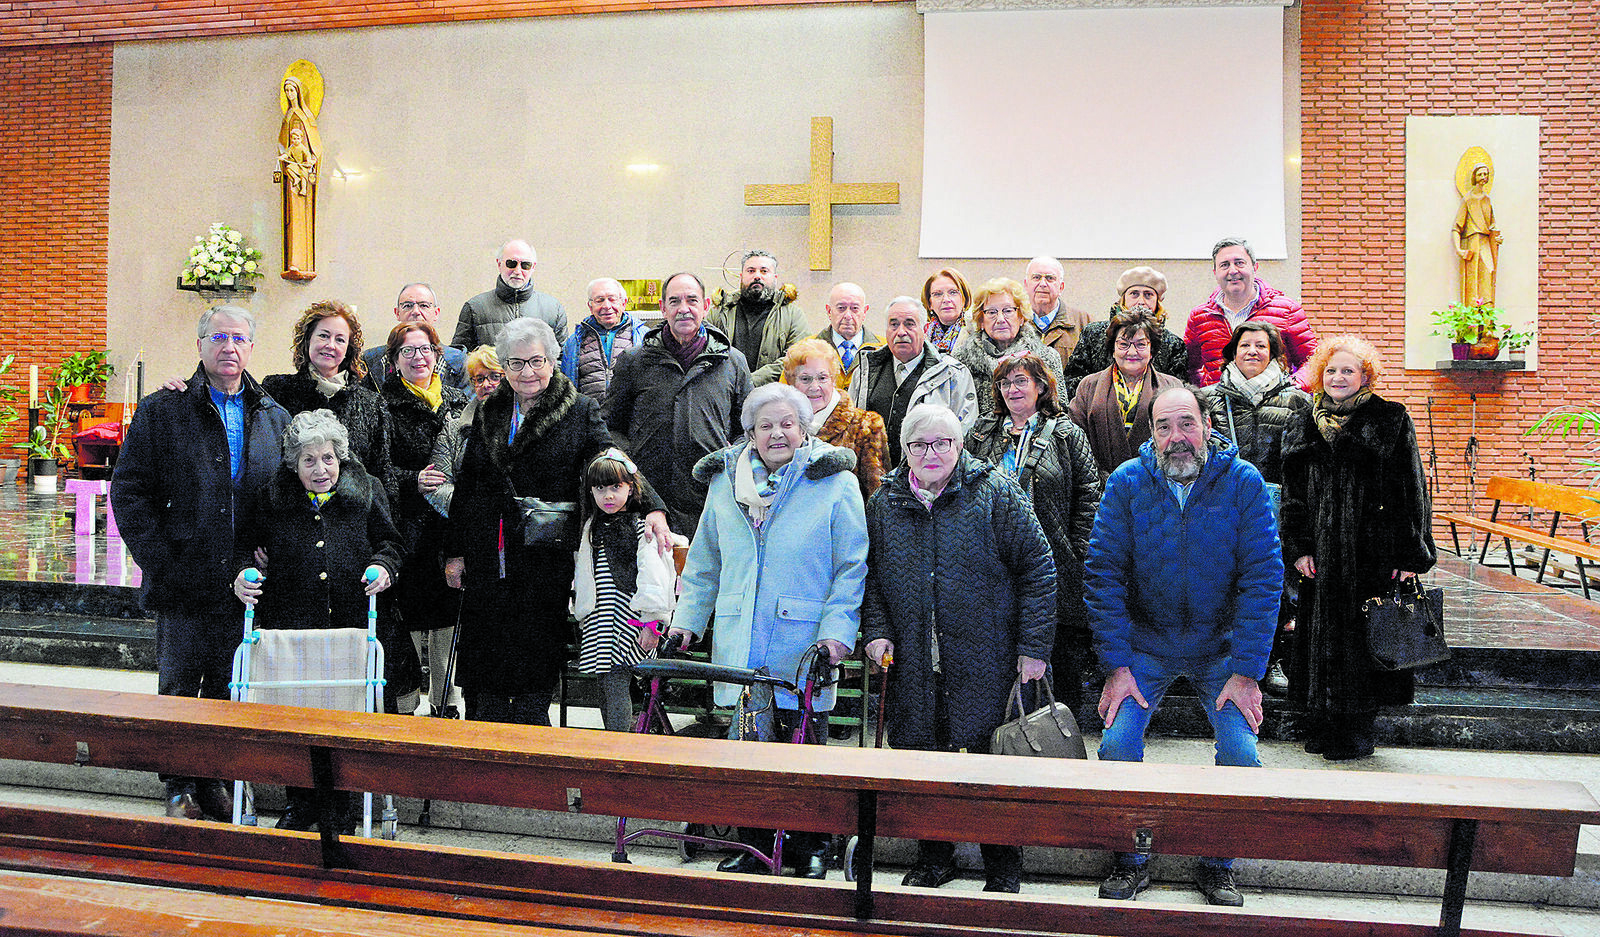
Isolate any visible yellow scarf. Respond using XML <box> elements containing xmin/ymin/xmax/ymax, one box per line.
<box><xmin>403</xmin><ymin>371</ymin><xmax>444</xmax><ymax>411</ymax></box>
<box><xmin>1113</xmin><ymin>368</ymin><xmax>1143</xmax><ymax>429</ymax></box>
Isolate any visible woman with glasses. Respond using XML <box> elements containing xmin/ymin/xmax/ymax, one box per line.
<box><xmin>1061</xmin><ymin>267</ymin><xmax>1187</xmax><ymax>399</ymax></box>
<box><xmin>954</xmin><ymin>278</ymin><xmax>1063</xmax><ymax>420</ymax></box>
<box><xmin>965</xmin><ymin>353</ymin><xmax>1101</xmax><ymax>709</ymax></box>
<box><xmin>379</xmin><ymin>321</ymin><xmax>469</xmax><ymax>716</ymax></box>
<box><xmin>261</xmin><ymin>300</ymin><xmax>395</xmax><ymax>504</ymax></box>
<box><xmin>446</xmin><ymin>318</ymin><xmax>670</xmax><ymax>726</ymax></box>
<box><xmin>861</xmin><ymin>403</ymin><xmax>1056</xmax><ymax>894</ymax></box>
<box><xmin>780</xmin><ymin>338</ymin><xmax>888</xmax><ymax>502</ymax></box>
<box><xmin>421</xmin><ymin>345</ymin><xmax>503</xmax><ymax>520</ymax></box>
<box><xmin>1068</xmin><ymin>307</ymin><xmax>1183</xmax><ymax>481</ymax></box>
<box><xmin>921</xmin><ymin>268</ymin><xmax>971</xmax><ymax>355</ymax></box>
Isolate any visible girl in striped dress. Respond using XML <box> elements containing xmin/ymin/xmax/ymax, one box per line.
<box><xmin>572</xmin><ymin>449</ymin><xmax>680</xmax><ymax>731</ymax></box>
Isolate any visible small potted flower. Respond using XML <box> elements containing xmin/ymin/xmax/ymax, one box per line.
<box><xmin>56</xmin><ymin>350</ymin><xmax>116</xmax><ymax>403</ymax></box>
<box><xmin>1431</xmin><ymin>301</ymin><xmax>1502</xmax><ymax>361</ymax></box>
<box><xmin>177</xmin><ymin>222</ymin><xmax>263</xmax><ymax>294</ymax></box>
<box><xmin>1502</xmin><ymin>325</ymin><xmax>1535</xmax><ymax>363</ymax></box>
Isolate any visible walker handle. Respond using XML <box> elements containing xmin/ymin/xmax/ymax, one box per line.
<box><xmin>243</xmin><ymin>568</ymin><xmax>262</xmax><ymax>583</ymax></box>
<box><xmin>364</xmin><ymin>565</ymin><xmax>382</xmax><ymax>583</ymax></box>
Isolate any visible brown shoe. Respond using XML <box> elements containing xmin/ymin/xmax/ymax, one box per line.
<box><xmin>165</xmin><ymin>792</ymin><xmax>206</xmax><ymax>820</ymax></box>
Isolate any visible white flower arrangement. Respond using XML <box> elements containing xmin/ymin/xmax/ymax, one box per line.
<box><xmin>179</xmin><ymin>222</ymin><xmax>264</xmax><ymax>287</ymax></box>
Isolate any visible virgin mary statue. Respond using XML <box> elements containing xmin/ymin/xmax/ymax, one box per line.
<box><xmin>277</xmin><ymin>62</ymin><xmax>323</xmax><ymax>281</ymax></box>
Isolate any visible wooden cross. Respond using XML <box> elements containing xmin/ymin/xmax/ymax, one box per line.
<box><xmin>744</xmin><ymin>116</ymin><xmax>900</xmax><ymax>271</ymax></box>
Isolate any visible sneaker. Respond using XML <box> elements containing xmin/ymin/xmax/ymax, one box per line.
<box><xmin>1098</xmin><ymin>863</ymin><xmax>1150</xmax><ymax>900</ymax></box>
<box><xmin>1262</xmin><ymin>661</ymin><xmax>1290</xmax><ymax>697</ymax></box>
<box><xmin>1194</xmin><ymin>864</ymin><xmax>1244</xmax><ymax>906</ymax></box>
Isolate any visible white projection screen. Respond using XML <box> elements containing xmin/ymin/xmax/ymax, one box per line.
<box><xmin>920</xmin><ymin>5</ymin><xmax>1287</xmax><ymax>260</ymax></box>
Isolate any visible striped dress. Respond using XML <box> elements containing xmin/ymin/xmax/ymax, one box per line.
<box><xmin>577</xmin><ymin>516</ymin><xmax>656</xmax><ymax>675</ymax></box>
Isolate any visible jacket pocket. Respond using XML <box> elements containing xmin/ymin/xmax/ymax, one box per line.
<box><xmin>776</xmin><ymin>595</ymin><xmax>823</xmax><ymax>623</ymax></box>
<box><xmin>714</xmin><ymin>592</ymin><xmax>743</xmax><ymax>623</ymax></box>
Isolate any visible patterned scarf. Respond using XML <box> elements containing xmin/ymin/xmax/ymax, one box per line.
<box><xmin>734</xmin><ymin>444</ymin><xmax>793</xmax><ymax>527</ymax></box>
<box><xmin>1113</xmin><ymin>368</ymin><xmax>1143</xmax><ymax>429</ymax></box>
<box><xmin>1219</xmin><ymin>360</ymin><xmax>1286</xmax><ymax>407</ymax></box>
<box><xmin>1313</xmin><ymin>388</ymin><xmax>1374</xmax><ymax>442</ymax></box>
<box><xmin>925</xmin><ymin>318</ymin><xmax>962</xmax><ymax>354</ymax></box>
<box><xmin>306</xmin><ymin>490</ymin><xmax>333</xmax><ymax>509</ymax></box>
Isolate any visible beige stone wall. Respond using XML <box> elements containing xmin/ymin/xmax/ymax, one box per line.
<box><xmin>108</xmin><ymin>3</ymin><xmax>1300</xmax><ymax>389</ymax></box>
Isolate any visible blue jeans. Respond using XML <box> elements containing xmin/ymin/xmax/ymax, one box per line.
<box><xmin>1099</xmin><ymin>651</ymin><xmax>1261</xmax><ymax>870</ymax></box>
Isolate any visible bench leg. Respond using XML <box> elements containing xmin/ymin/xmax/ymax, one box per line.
<box><xmin>1438</xmin><ymin>817</ymin><xmax>1477</xmax><ymax>937</ymax></box>
<box><xmin>855</xmin><ymin>789</ymin><xmax>877</xmax><ymax>921</ymax></box>
<box><xmin>1502</xmin><ymin>536</ymin><xmax>1519</xmax><ymax>577</ymax></box>
<box><xmin>1449</xmin><ymin>522</ymin><xmax>1462</xmax><ymax>557</ymax></box>
<box><xmin>1577</xmin><ymin>557</ymin><xmax>1592</xmax><ymax>602</ymax></box>
<box><xmin>309</xmin><ymin>746</ymin><xmax>352</xmax><ymax>870</ymax></box>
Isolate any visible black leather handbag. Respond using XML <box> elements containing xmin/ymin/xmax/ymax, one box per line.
<box><xmin>989</xmin><ymin>678</ymin><xmax>1087</xmax><ymax>759</ymax></box>
<box><xmin>514</xmin><ymin>497</ymin><xmax>579</xmax><ymax>550</ymax></box>
<box><xmin>1364</xmin><ymin>578</ymin><xmax>1450</xmax><ymax>671</ymax></box>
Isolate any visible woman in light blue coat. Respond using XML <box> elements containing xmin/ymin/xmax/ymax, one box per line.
<box><xmin>669</xmin><ymin>381</ymin><xmax>867</xmax><ymax>881</ymax></box>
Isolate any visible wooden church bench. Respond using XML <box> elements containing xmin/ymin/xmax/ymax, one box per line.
<box><xmin>1436</xmin><ymin>475</ymin><xmax>1600</xmax><ymax>597</ymax></box>
<box><xmin>0</xmin><ymin>681</ymin><xmax>1594</xmax><ymax>937</ymax></box>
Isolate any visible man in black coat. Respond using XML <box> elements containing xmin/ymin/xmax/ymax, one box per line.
<box><xmin>603</xmin><ymin>272</ymin><xmax>752</xmax><ymax>535</ymax></box>
<box><xmin>110</xmin><ymin>305</ymin><xmax>290</xmax><ymax>822</ymax></box>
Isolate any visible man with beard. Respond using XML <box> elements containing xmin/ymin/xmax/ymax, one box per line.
<box><xmin>849</xmin><ymin>296</ymin><xmax>977</xmax><ymax>465</ymax></box>
<box><xmin>708</xmin><ymin>250</ymin><xmax>810</xmax><ymax>386</ymax></box>
<box><xmin>1084</xmin><ymin>385</ymin><xmax>1280</xmax><ymax>909</ymax></box>
<box><xmin>1184</xmin><ymin>237</ymin><xmax>1316</xmax><ymax>388</ymax></box>
<box><xmin>452</xmin><ymin>240</ymin><xmax>568</xmax><ymax>350</ymax></box>
<box><xmin>812</xmin><ymin>281</ymin><xmax>883</xmax><ymax>391</ymax></box>
<box><xmin>605</xmin><ymin>272</ymin><xmax>753</xmax><ymax>534</ymax></box>
<box><xmin>1025</xmin><ymin>256</ymin><xmax>1090</xmax><ymax>362</ymax></box>
<box><xmin>1061</xmin><ymin>267</ymin><xmax>1187</xmax><ymax>399</ymax></box>
<box><xmin>364</xmin><ymin>282</ymin><xmax>469</xmax><ymax>391</ymax></box>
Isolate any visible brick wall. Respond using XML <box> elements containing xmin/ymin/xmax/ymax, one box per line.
<box><xmin>1301</xmin><ymin>0</ymin><xmax>1600</xmax><ymax>519</ymax></box>
<box><xmin>0</xmin><ymin>43</ymin><xmax>111</xmax><ymax>451</ymax></box>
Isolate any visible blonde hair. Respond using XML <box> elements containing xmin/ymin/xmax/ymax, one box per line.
<box><xmin>970</xmin><ymin>278</ymin><xmax>1031</xmax><ymax>332</ymax></box>
<box><xmin>1307</xmin><ymin>334</ymin><xmax>1383</xmax><ymax>392</ymax></box>
<box><xmin>781</xmin><ymin>338</ymin><xmax>841</xmax><ymax>384</ymax></box>
<box><xmin>465</xmin><ymin>344</ymin><xmax>501</xmax><ymax>374</ymax></box>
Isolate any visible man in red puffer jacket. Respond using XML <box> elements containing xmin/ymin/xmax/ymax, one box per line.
<box><xmin>1184</xmin><ymin>237</ymin><xmax>1318</xmax><ymax>389</ymax></box>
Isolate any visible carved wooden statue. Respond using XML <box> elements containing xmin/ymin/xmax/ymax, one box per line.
<box><xmin>1452</xmin><ymin>146</ymin><xmax>1502</xmax><ymax>307</ymax></box>
<box><xmin>276</xmin><ymin>61</ymin><xmax>324</xmax><ymax>281</ymax></box>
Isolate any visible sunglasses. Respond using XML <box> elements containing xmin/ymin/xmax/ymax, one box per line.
<box><xmin>503</xmin><ymin>259</ymin><xmax>534</xmax><ymax>271</ymax></box>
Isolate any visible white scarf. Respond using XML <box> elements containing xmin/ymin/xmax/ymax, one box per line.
<box><xmin>808</xmin><ymin>390</ymin><xmax>841</xmax><ymax>433</ymax></box>
<box><xmin>1220</xmin><ymin>360</ymin><xmax>1285</xmax><ymax>407</ymax></box>
<box><xmin>313</xmin><ymin>369</ymin><xmax>347</xmax><ymax>398</ymax></box>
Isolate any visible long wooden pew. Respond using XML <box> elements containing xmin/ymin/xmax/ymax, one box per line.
<box><xmin>0</xmin><ymin>682</ymin><xmax>1595</xmax><ymax>937</ymax></box>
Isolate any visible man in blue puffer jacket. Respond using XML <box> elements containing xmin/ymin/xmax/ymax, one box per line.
<box><xmin>1085</xmin><ymin>385</ymin><xmax>1281</xmax><ymax>909</ymax></box>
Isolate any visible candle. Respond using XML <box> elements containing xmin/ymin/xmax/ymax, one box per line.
<box><xmin>29</xmin><ymin>365</ymin><xmax>37</xmax><ymax>409</ymax></box>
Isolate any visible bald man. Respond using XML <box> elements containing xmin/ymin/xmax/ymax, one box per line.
<box><xmin>812</xmin><ymin>282</ymin><xmax>884</xmax><ymax>391</ymax></box>
<box><xmin>560</xmin><ymin>277</ymin><xmax>650</xmax><ymax>403</ymax></box>
<box><xmin>452</xmin><ymin>239</ymin><xmax>568</xmax><ymax>350</ymax></box>
<box><xmin>1026</xmin><ymin>256</ymin><xmax>1091</xmax><ymax>361</ymax></box>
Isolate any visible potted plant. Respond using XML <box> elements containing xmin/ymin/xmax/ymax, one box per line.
<box><xmin>56</xmin><ymin>350</ymin><xmax>115</xmax><ymax>403</ymax></box>
<box><xmin>0</xmin><ymin>355</ymin><xmax>23</xmax><ymax>486</ymax></box>
<box><xmin>178</xmin><ymin>222</ymin><xmax>264</xmax><ymax>294</ymax></box>
<box><xmin>1503</xmin><ymin>325</ymin><xmax>1535</xmax><ymax>362</ymax></box>
<box><xmin>15</xmin><ymin>423</ymin><xmax>69</xmax><ymax>494</ymax></box>
<box><xmin>1431</xmin><ymin>301</ymin><xmax>1502</xmax><ymax>361</ymax></box>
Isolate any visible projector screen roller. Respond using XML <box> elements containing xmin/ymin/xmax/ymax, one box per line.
<box><xmin>920</xmin><ymin>6</ymin><xmax>1287</xmax><ymax>260</ymax></box>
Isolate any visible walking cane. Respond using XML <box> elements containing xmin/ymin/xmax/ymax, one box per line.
<box><xmin>419</xmin><ymin>590</ymin><xmax>466</xmax><ymax>828</ymax></box>
<box><xmin>874</xmin><ymin>652</ymin><xmax>892</xmax><ymax>750</ymax></box>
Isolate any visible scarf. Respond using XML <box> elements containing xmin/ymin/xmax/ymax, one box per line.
<box><xmin>908</xmin><ymin>466</ymin><xmax>945</xmax><ymax>511</ymax></box>
<box><xmin>661</xmin><ymin>325</ymin><xmax>708</xmax><ymax>369</ymax></box>
<box><xmin>494</xmin><ymin>278</ymin><xmax>534</xmax><ymax>306</ymax></box>
<box><xmin>591</xmin><ymin>510</ymin><xmax>641</xmax><ymax>596</ymax></box>
<box><xmin>1219</xmin><ymin>360</ymin><xmax>1285</xmax><ymax>408</ymax></box>
<box><xmin>925</xmin><ymin>318</ymin><xmax>962</xmax><ymax>354</ymax></box>
<box><xmin>312</xmin><ymin>368</ymin><xmax>346</xmax><ymax>399</ymax></box>
<box><xmin>734</xmin><ymin>444</ymin><xmax>793</xmax><ymax>527</ymax></box>
<box><xmin>1113</xmin><ymin>367</ymin><xmax>1144</xmax><ymax>429</ymax></box>
<box><xmin>1313</xmin><ymin>388</ymin><xmax>1374</xmax><ymax>442</ymax></box>
<box><xmin>403</xmin><ymin>371</ymin><xmax>444</xmax><ymax>411</ymax></box>
<box><xmin>809</xmin><ymin>389</ymin><xmax>841</xmax><ymax>433</ymax></box>
<box><xmin>1001</xmin><ymin>413</ymin><xmax>1040</xmax><ymax>477</ymax></box>
<box><xmin>306</xmin><ymin>490</ymin><xmax>333</xmax><ymax>509</ymax></box>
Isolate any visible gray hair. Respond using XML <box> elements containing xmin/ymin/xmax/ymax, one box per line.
<box><xmin>198</xmin><ymin>305</ymin><xmax>257</xmax><ymax>341</ymax></box>
<box><xmin>1211</xmin><ymin>237</ymin><xmax>1256</xmax><ymax>264</ymax></box>
<box><xmin>587</xmin><ymin>277</ymin><xmax>625</xmax><ymax>298</ymax></box>
<box><xmin>395</xmin><ymin>282</ymin><xmax>436</xmax><ymax>306</ymax></box>
<box><xmin>497</xmin><ymin>317</ymin><xmax>560</xmax><ymax>364</ymax></box>
<box><xmin>740</xmin><ymin>249</ymin><xmax>778</xmax><ymax>271</ymax></box>
<box><xmin>740</xmin><ymin>382</ymin><xmax>812</xmax><ymax>436</ymax></box>
<box><xmin>886</xmin><ymin>295</ymin><xmax>926</xmax><ymax>318</ymax></box>
<box><xmin>281</xmin><ymin>409</ymin><xmax>351</xmax><ymax>467</ymax></box>
<box><xmin>900</xmin><ymin>402</ymin><xmax>964</xmax><ymax>453</ymax></box>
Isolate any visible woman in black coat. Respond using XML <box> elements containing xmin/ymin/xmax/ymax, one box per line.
<box><xmin>380</xmin><ymin>321</ymin><xmax>469</xmax><ymax>716</ymax></box>
<box><xmin>1280</xmin><ymin>335</ymin><xmax>1435</xmax><ymax>762</ymax></box>
<box><xmin>964</xmin><ymin>352</ymin><xmax>1100</xmax><ymax>709</ymax></box>
<box><xmin>863</xmin><ymin>402</ymin><xmax>1056</xmax><ymax>894</ymax></box>
<box><xmin>260</xmin><ymin>300</ymin><xmax>393</xmax><ymax>502</ymax></box>
<box><xmin>445</xmin><ymin>317</ymin><xmax>670</xmax><ymax>726</ymax></box>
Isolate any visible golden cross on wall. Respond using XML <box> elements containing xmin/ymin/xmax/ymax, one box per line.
<box><xmin>744</xmin><ymin>117</ymin><xmax>900</xmax><ymax>271</ymax></box>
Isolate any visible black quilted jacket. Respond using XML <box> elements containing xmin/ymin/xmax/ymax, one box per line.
<box><xmin>862</xmin><ymin>452</ymin><xmax>1056</xmax><ymax>752</ymax></box>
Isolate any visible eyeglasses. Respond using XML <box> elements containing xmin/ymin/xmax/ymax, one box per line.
<box><xmin>791</xmin><ymin>373</ymin><xmax>833</xmax><ymax>387</ymax></box>
<box><xmin>504</xmin><ymin>356</ymin><xmax>551</xmax><ymax>373</ymax></box>
<box><xmin>503</xmin><ymin>259</ymin><xmax>534</xmax><ymax>271</ymax></box>
<box><xmin>1115</xmin><ymin>340</ymin><xmax>1152</xmax><ymax>353</ymax></box>
<box><xmin>998</xmin><ymin>376</ymin><xmax>1035</xmax><ymax>391</ymax></box>
<box><xmin>398</xmin><ymin>301</ymin><xmax>436</xmax><ymax>312</ymax></box>
<box><xmin>397</xmin><ymin>345</ymin><xmax>439</xmax><ymax>359</ymax></box>
<box><xmin>470</xmin><ymin>372</ymin><xmax>503</xmax><ymax>387</ymax></box>
<box><xmin>984</xmin><ymin>307</ymin><xmax>1019</xmax><ymax>319</ymax></box>
<box><xmin>905</xmin><ymin>438</ymin><xmax>956</xmax><ymax>457</ymax></box>
<box><xmin>206</xmin><ymin>333</ymin><xmax>251</xmax><ymax>346</ymax></box>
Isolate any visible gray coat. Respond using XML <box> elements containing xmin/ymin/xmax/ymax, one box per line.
<box><xmin>452</xmin><ymin>280</ymin><xmax>568</xmax><ymax>350</ymax></box>
<box><xmin>953</xmin><ymin>328</ymin><xmax>1064</xmax><ymax>420</ymax></box>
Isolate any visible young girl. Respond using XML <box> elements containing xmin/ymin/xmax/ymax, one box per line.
<box><xmin>572</xmin><ymin>448</ymin><xmax>680</xmax><ymax>731</ymax></box>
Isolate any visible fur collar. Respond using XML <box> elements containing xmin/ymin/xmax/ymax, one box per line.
<box><xmin>692</xmin><ymin>440</ymin><xmax>857</xmax><ymax>484</ymax></box>
<box><xmin>1282</xmin><ymin>395</ymin><xmax>1408</xmax><ymax>459</ymax></box>
<box><xmin>266</xmin><ymin>461</ymin><xmax>374</xmax><ymax>514</ymax></box>
<box><xmin>478</xmin><ymin>370</ymin><xmax>579</xmax><ymax>473</ymax></box>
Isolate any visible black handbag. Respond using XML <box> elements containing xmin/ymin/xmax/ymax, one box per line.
<box><xmin>1364</xmin><ymin>578</ymin><xmax>1450</xmax><ymax>671</ymax></box>
<box><xmin>514</xmin><ymin>497</ymin><xmax>579</xmax><ymax>550</ymax></box>
<box><xmin>989</xmin><ymin>677</ymin><xmax>1087</xmax><ymax>759</ymax></box>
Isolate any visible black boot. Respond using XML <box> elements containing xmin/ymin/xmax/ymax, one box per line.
<box><xmin>276</xmin><ymin>787</ymin><xmax>319</xmax><ymax>831</ymax></box>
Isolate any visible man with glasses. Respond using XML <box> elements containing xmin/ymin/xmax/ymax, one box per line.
<box><xmin>1183</xmin><ymin>237</ymin><xmax>1317</xmax><ymax>388</ymax></box>
<box><xmin>560</xmin><ymin>277</ymin><xmax>649</xmax><ymax>404</ymax></box>
<box><xmin>810</xmin><ymin>282</ymin><xmax>883</xmax><ymax>392</ymax></box>
<box><xmin>605</xmin><ymin>272</ymin><xmax>752</xmax><ymax>534</ymax></box>
<box><xmin>451</xmin><ymin>239</ymin><xmax>568</xmax><ymax>351</ymax></box>
<box><xmin>364</xmin><ymin>282</ymin><xmax>469</xmax><ymax>391</ymax></box>
<box><xmin>849</xmin><ymin>296</ymin><xmax>977</xmax><ymax>466</ymax></box>
<box><xmin>111</xmin><ymin>305</ymin><xmax>290</xmax><ymax>824</ymax></box>
<box><xmin>1025</xmin><ymin>256</ymin><xmax>1091</xmax><ymax>362</ymax></box>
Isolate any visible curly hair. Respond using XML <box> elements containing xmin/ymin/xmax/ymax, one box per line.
<box><xmin>281</xmin><ymin>408</ymin><xmax>351</xmax><ymax>467</ymax></box>
<box><xmin>781</xmin><ymin>337</ymin><xmax>842</xmax><ymax>384</ymax></box>
<box><xmin>291</xmin><ymin>300</ymin><xmax>365</xmax><ymax>379</ymax></box>
<box><xmin>1306</xmin><ymin>334</ymin><xmax>1383</xmax><ymax>393</ymax></box>
<box><xmin>971</xmin><ymin>277</ymin><xmax>1031</xmax><ymax>333</ymax></box>
<box><xmin>991</xmin><ymin>352</ymin><xmax>1064</xmax><ymax>418</ymax></box>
